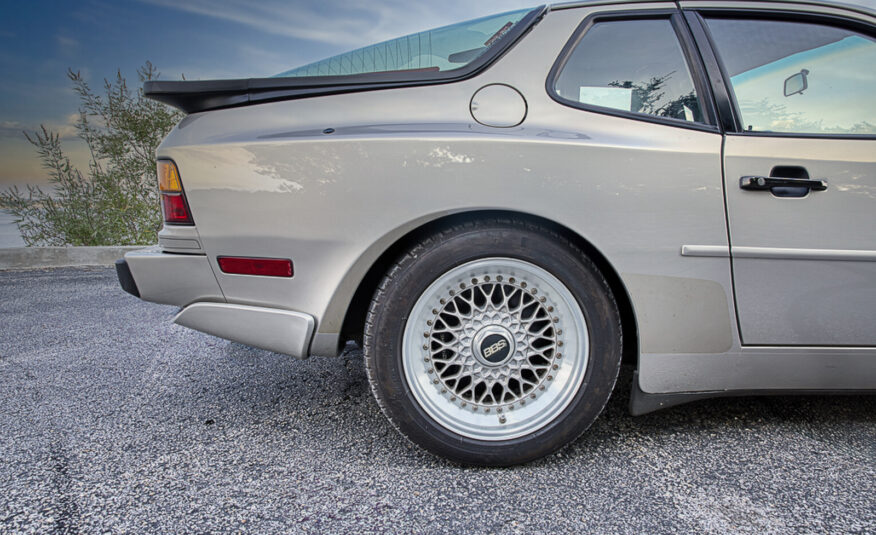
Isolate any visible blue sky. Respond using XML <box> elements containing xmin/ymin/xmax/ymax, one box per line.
<box><xmin>0</xmin><ymin>0</ymin><xmax>534</xmax><ymax>188</ymax></box>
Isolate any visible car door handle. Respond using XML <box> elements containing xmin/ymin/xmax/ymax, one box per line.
<box><xmin>739</xmin><ymin>176</ymin><xmax>828</xmax><ymax>192</ymax></box>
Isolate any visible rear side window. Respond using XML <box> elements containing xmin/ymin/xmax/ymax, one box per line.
<box><xmin>552</xmin><ymin>18</ymin><xmax>705</xmax><ymax>123</ymax></box>
<box><xmin>705</xmin><ymin>18</ymin><xmax>876</xmax><ymax>135</ymax></box>
<box><xmin>275</xmin><ymin>9</ymin><xmax>533</xmax><ymax>78</ymax></box>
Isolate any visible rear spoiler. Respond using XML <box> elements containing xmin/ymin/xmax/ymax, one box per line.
<box><xmin>143</xmin><ymin>5</ymin><xmax>547</xmax><ymax>114</ymax></box>
<box><xmin>144</xmin><ymin>75</ymin><xmax>454</xmax><ymax>114</ymax></box>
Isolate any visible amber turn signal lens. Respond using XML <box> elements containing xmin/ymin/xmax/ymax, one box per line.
<box><xmin>158</xmin><ymin>160</ymin><xmax>182</xmax><ymax>192</ymax></box>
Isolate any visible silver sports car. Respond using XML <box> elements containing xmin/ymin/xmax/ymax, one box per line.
<box><xmin>117</xmin><ymin>0</ymin><xmax>876</xmax><ymax>465</ymax></box>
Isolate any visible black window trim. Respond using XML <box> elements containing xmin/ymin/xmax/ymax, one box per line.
<box><xmin>689</xmin><ymin>7</ymin><xmax>876</xmax><ymax>140</ymax></box>
<box><xmin>545</xmin><ymin>8</ymin><xmax>721</xmax><ymax>133</ymax></box>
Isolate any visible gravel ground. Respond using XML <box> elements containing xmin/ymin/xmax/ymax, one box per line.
<box><xmin>0</xmin><ymin>267</ymin><xmax>874</xmax><ymax>534</ymax></box>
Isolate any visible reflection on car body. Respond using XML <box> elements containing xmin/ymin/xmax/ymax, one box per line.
<box><xmin>117</xmin><ymin>0</ymin><xmax>876</xmax><ymax>465</ymax></box>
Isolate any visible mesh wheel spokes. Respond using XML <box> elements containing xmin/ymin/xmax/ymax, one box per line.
<box><xmin>426</xmin><ymin>276</ymin><xmax>559</xmax><ymax>411</ymax></box>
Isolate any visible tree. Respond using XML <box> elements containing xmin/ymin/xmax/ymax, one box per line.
<box><xmin>0</xmin><ymin>62</ymin><xmax>183</xmax><ymax>246</ymax></box>
<box><xmin>609</xmin><ymin>72</ymin><xmax>701</xmax><ymax>122</ymax></box>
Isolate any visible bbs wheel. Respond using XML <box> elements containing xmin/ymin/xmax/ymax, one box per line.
<box><xmin>364</xmin><ymin>220</ymin><xmax>621</xmax><ymax>466</ymax></box>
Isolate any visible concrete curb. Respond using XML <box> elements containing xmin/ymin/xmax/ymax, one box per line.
<box><xmin>0</xmin><ymin>246</ymin><xmax>149</xmax><ymax>270</ymax></box>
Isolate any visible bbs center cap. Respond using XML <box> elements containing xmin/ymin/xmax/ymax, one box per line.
<box><xmin>472</xmin><ymin>325</ymin><xmax>515</xmax><ymax>366</ymax></box>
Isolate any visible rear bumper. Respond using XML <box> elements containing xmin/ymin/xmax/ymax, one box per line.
<box><xmin>116</xmin><ymin>246</ymin><xmax>316</xmax><ymax>358</ymax></box>
<box><xmin>122</xmin><ymin>246</ymin><xmax>223</xmax><ymax>307</ymax></box>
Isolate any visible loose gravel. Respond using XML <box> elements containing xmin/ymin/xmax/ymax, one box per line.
<box><xmin>0</xmin><ymin>267</ymin><xmax>874</xmax><ymax>534</ymax></box>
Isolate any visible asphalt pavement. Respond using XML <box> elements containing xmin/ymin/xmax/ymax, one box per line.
<box><xmin>1</xmin><ymin>267</ymin><xmax>874</xmax><ymax>534</ymax></box>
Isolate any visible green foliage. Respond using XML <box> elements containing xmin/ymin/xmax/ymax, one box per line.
<box><xmin>0</xmin><ymin>62</ymin><xmax>183</xmax><ymax>246</ymax></box>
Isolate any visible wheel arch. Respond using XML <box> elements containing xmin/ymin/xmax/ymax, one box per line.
<box><xmin>336</xmin><ymin>209</ymin><xmax>639</xmax><ymax>367</ymax></box>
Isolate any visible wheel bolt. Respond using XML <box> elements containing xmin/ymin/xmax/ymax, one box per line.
<box><xmin>509</xmin><ymin>277</ymin><xmax>515</xmax><ymax>283</ymax></box>
<box><xmin>423</xmin><ymin>332</ymin><xmax>429</xmax><ymax>338</ymax></box>
<box><xmin>499</xmin><ymin>415</ymin><xmax>507</xmax><ymax>424</ymax></box>
<box><xmin>547</xmin><ymin>375</ymin><xmax>553</xmax><ymax>381</ymax></box>
<box><xmin>547</xmin><ymin>306</ymin><xmax>554</xmax><ymax>312</ymax></box>
<box><xmin>521</xmin><ymin>282</ymin><xmax>527</xmax><ymax>288</ymax></box>
<box><xmin>531</xmin><ymin>288</ymin><xmax>537</xmax><ymax>294</ymax></box>
<box><xmin>552</xmin><ymin>364</ymin><xmax>558</xmax><ymax>370</ymax></box>
<box><xmin>484</xmin><ymin>276</ymin><xmax>491</xmax><ymax>282</ymax></box>
<box><xmin>426</xmin><ymin>320</ymin><xmax>432</xmax><ymax>326</ymax></box>
<box><xmin>427</xmin><ymin>369</ymin><xmax>434</xmax><ymax>374</ymax></box>
<box><xmin>539</xmin><ymin>296</ymin><xmax>546</xmax><ymax>302</ymax></box>
<box><xmin>496</xmin><ymin>276</ymin><xmax>503</xmax><ymax>282</ymax></box>
<box><xmin>424</xmin><ymin>357</ymin><xmax>430</xmax><ymax>362</ymax></box>
<box><xmin>531</xmin><ymin>393</ymin><xmax>536</xmax><ymax>399</ymax></box>
<box><xmin>553</xmin><ymin>317</ymin><xmax>559</xmax><ymax>323</ymax></box>
<box><xmin>471</xmin><ymin>278</ymin><xmax>478</xmax><ymax>284</ymax></box>
<box><xmin>440</xmin><ymin>298</ymin><xmax>446</xmax><ymax>305</ymax></box>
<box><xmin>539</xmin><ymin>385</ymin><xmax>545</xmax><ymax>391</ymax></box>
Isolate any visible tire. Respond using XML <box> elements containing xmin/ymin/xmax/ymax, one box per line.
<box><xmin>364</xmin><ymin>219</ymin><xmax>622</xmax><ymax>466</ymax></box>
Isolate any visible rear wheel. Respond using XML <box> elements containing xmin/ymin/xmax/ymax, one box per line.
<box><xmin>364</xmin><ymin>220</ymin><xmax>621</xmax><ymax>466</ymax></box>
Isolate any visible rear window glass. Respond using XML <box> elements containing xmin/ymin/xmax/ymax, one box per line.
<box><xmin>274</xmin><ymin>9</ymin><xmax>533</xmax><ymax>78</ymax></box>
<box><xmin>552</xmin><ymin>18</ymin><xmax>705</xmax><ymax>123</ymax></box>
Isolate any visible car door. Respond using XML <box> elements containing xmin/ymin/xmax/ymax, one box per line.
<box><xmin>686</xmin><ymin>7</ymin><xmax>876</xmax><ymax>346</ymax></box>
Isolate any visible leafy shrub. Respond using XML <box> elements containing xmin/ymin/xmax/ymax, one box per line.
<box><xmin>0</xmin><ymin>62</ymin><xmax>182</xmax><ymax>246</ymax></box>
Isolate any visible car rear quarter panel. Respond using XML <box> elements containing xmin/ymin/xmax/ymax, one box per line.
<box><xmin>157</xmin><ymin>3</ymin><xmax>736</xmax><ymax>379</ymax></box>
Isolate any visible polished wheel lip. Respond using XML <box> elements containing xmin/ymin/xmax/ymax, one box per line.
<box><xmin>402</xmin><ymin>257</ymin><xmax>590</xmax><ymax>441</ymax></box>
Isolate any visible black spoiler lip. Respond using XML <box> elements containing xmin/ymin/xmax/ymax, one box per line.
<box><xmin>143</xmin><ymin>5</ymin><xmax>547</xmax><ymax>114</ymax></box>
<box><xmin>144</xmin><ymin>76</ymin><xmax>454</xmax><ymax>114</ymax></box>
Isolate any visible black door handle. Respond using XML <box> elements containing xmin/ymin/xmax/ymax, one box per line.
<box><xmin>740</xmin><ymin>176</ymin><xmax>828</xmax><ymax>191</ymax></box>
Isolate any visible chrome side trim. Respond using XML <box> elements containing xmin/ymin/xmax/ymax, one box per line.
<box><xmin>732</xmin><ymin>246</ymin><xmax>876</xmax><ymax>261</ymax></box>
<box><xmin>174</xmin><ymin>303</ymin><xmax>315</xmax><ymax>358</ymax></box>
<box><xmin>680</xmin><ymin>245</ymin><xmax>730</xmax><ymax>257</ymax></box>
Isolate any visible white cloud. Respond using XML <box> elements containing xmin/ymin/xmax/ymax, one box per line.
<box><xmin>56</xmin><ymin>35</ymin><xmax>80</xmax><ymax>48</ymax></box>
<box><xmin>0</xmin><ymin>114</ymin><xmax>80</xmax><ymax>140</ymax></box>
<box><xmin>137</xmin><ymin>0</ymin><xmax>536</xmax><ymax>48</ymax></box>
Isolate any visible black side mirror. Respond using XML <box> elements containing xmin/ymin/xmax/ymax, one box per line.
<box><xmin>784</xmin><ymin>69</ymin><xmax>809</xmax><ymax>97</ymax></box>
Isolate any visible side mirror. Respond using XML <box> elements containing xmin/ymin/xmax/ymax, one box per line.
<box><xmin>784</xmin><ymin>69</ymin><xmax>809</xmax><ymax>97</ymax></box>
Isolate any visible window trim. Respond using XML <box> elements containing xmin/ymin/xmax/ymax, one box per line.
<box><xmin>545</xmin><ymin>9</ymin><xmax>720</xmax><ymax>133</ymax></box>
<box><xmin>690</xmin><ymin>8</ymin><xmax>876</xmax><ymax>140</ymax></box>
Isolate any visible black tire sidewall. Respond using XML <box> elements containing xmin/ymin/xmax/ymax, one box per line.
<box><xmin>368</xmin><ymin>223</ymin><xmax>621</xmax><ymax>466</ymax></box>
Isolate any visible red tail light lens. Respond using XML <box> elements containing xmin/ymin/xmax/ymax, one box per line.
<box><xmin>157</xmin><ymin>160</ymin><xmax>194</xmax><ymax>225</ymax></box>
<box><xmin>161</xmin><ymin>193</ymin><xmax>193</xmax><ymax>224</ymax></box>
<box><xmin>218</xmin><ymin>257</ymin><xmax>294</xmax><ymax>277</ymax></box>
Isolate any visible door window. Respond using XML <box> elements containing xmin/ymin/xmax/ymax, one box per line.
<box><xmin>705</xmin><ymin>18</ymin><xmax>876</xmax><ymax>135</ymax></box>
<box><xmin>552</xmin><ymin>18</ymin><xmax>705</xmax><ymax>123</ymax></box>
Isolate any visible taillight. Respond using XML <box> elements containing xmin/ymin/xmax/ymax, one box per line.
<box><xmin>157</xmin><ymin>160</ymin><xmax>193</xmax><ymax>225</ymax></box>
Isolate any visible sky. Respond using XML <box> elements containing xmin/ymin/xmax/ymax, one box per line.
<box><xmin>1</xmin><ymin>0</ymin><xmax>874</xmax><ymax>191</ymax></box>
<box><xmin>0</xmin><ymin>0</ymin><xmax>535</xmax><ymax>190</ymax></box>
